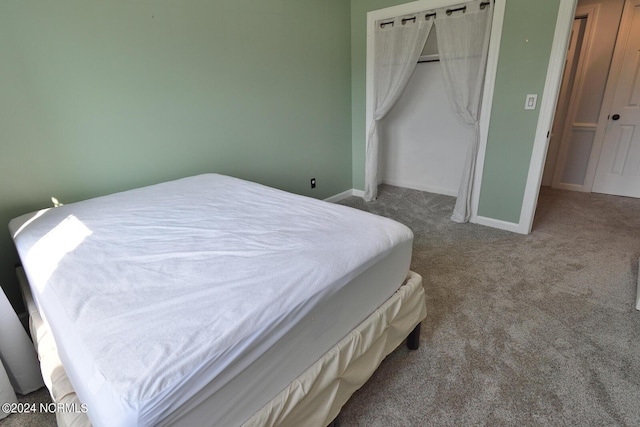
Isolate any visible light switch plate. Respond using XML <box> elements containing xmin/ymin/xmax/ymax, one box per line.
<box><xmin>525</xmin><ymin>94</ymin><xmax>538</xmax><ymax>110</ymax></box>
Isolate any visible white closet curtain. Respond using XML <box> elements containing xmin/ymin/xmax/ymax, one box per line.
<box><xmin>435</xmin><ymin>0</ymin><xmax>493</xmax><ymax>222</ymax></box>
<box><xmin>364</xmin><ymin>16</ymin><xmax>433</xmax><ymax>201</ymax></box>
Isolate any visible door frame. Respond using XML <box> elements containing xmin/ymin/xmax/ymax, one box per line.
<box><xmin>365</xmin><ymin>0</ymin><xmax>506</xmax><ymax>224</ymax></box>
<box><xmin>517</xmin><ymin>0</ymin><xmax>578</xmax><ymax>234</ymax></box>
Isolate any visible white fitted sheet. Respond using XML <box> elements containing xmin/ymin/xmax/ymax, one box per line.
<box><xmin>19</xmin><ymin>266</ymin><xmax>424</xmax><ymax>427</ymax></box>
<box><xmin>10</xmin><ymin>174</ymin><xmax>413</xmax><ymax>427</ymax></box>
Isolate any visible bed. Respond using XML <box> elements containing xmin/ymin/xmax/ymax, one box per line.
<box><xmin>10</xmin><ymin>174</ymin><xmax>426</xmax><ymax>427</ymax></box>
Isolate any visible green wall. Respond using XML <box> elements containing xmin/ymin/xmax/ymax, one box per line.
<box><xmin>351</xmin><ymin>0</ymin><xmax>408</xmax><ymax>188</ymax></box>
<box><xmin>350</xmin><ymin>0</ymin><xmax>561</xmax><ymax>222</ymax></box>
<box><xmin>478</xmin><ymin>0</ymin><xmax>561</xmax><ymax>222</ymax></box>
<box><xmin>0</xmin><ymin>0</ymin><xmax>352</xmax><ymax>310</ymax></box>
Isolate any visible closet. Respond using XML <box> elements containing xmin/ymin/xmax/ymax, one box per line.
<box><xmin>378</xmin><ymin>31</ymin><xmax>472</xmax><ymax>197</ymax></box>
<box><xmin>364</xmin><ymin>0</ymin><xmax>493</xmax><ymax>222</ymax></box>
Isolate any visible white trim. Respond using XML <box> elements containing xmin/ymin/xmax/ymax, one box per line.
<box><xmin>366</xmin><ymin>0</ymin><xmax>460</xmax><ymax>24</ymax></box>
<box><xmin>323</xmin><ymin>189</ymin><xmax>365</xmax><ymax>203</ymax></box>
<box><xmin>366</xmin><ymin>0</ymin><xmax>505</xmax><ymax>223</ymax></box>
<box><xmin>469</xmin><ymin>0</ymin><xmax>506</xmax><ymax>224</ymax></box>
<box><xmin>418</xmin><ymin>53</ymin><xmax>440</xmax><ymax>62</ymax></box>
<box><xmin>551</xmin><ymin>4</ymin><xmax>599</xmax><ymax>192</ymax></box>
<box><xmin>552</xmin><ymin>182</ymin><xmax>587</xmax><ymax>192</ymax></box>
<box><xmin>474</xmin><ymin>215</ymin><xmax>523</xmax><ymax>234</ymax></box>
<box><xmin>519</xmin><ymin>0</ymin><xmax>579</xmax><ymax>234</ymax></box>
<box><xmin>324</xmin><ymin>189</ymin><xmax>358</xmax><ymax>203</ymax></box>
<box><xmin>381</xmin><ymin>179</ymin><xmax>458</xmax><ymax>197</ymax></box>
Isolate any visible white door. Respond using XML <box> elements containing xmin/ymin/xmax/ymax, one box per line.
<box><xmin>592</xmin><ymin>0</ymin><xmax>640</xmax><ymax>197</ymax></box>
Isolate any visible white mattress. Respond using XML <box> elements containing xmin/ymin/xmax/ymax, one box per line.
<box><xmin>10</xmin><ymin>174</ymin><xmax>413</xmax><ymax>427</ymax></box>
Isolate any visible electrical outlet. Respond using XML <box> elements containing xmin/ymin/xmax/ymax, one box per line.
<box><xmin>310</xmin><ymin>178</ymin><xmax>316</xmax><ymax>189</ymax></box>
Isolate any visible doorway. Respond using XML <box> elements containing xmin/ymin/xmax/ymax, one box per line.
<box><xmin>591</xmin><ymin>0</ymin><xmax>640</xmax><ymax>197</ymax></box>
<box><xmin>542</xmin><ymin>14</ymin><xmax>589</xmax><ymax>190</ymax></box>
<box><xmin>543</xmin><ymin>0</ymin><xmax>640</xmax><ymax>199</ymax></box>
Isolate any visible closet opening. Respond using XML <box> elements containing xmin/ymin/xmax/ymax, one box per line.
<box><xmin>364</xmin><ymin>0</ymin><xmax>504</xmax><ymax>224</ymax></box>
<box><xmin>378</xmin><ymin>29</ymin><xmax>471</xmax><ymax>198</ymax></box>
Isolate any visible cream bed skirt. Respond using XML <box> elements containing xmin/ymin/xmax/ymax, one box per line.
<box><xmin>18</xmin><ymin>268</ymin><xmax>425</xmax><ymax>427</ymax></box>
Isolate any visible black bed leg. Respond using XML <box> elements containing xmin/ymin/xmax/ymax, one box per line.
<box><xmin>406</xmin><ymin>322</ymin><xmax>421</xmax><ymax>350</ymax></box>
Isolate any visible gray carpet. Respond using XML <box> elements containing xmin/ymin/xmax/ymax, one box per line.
<box><xmin>2</xmin><ymin>185</ymin><xmax>639</xmax><ymax>426</ymax></box>
<box><xmin>337</xmin><ymin>185</ymin><xmax>640</xmax><ymax>426</ymax></box>
<box><xmin>0</xmin><ymin>388</ymin><xmax>54</xmax><ymax>427</ymax></box>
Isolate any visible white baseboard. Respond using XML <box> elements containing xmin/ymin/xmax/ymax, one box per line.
<box><xmin>472</xmin><ymin>215</ymin><xmax>525</xmax><ymax>234</ymax></box>
<box><xmin>380</xmin><ymin>179</ymin><xmax>458</xmax><ymax>197</ymax></box>
<box><xmin>551</xmin><ymin>182</ymin><xmax>590</xmax><ymax>192</ymax></box>
<box><xmin>324</xmin><ymin>189</ymin><xmax>362</xmax><ymax>203</ymax></box>
<box><xmin>328</xmin><ymin>188</ymin><xmax>525</xmax><ymax>235</ymax></box>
